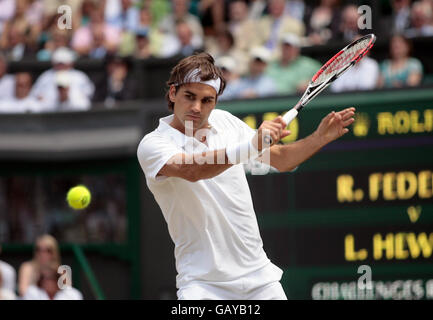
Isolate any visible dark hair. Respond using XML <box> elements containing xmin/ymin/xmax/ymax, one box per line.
<box><xmin>165</xmin><ymin>52</ymin><xmax>226</xmax><ymax>111</ymax></box>
<box><xmin>390</xmin><ymin>34</ymin><xmax>413</xmax><ymax>57</ymax></box>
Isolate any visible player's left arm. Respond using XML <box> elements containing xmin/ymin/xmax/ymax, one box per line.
<box><xmin>261</xmin><ymin>107</ymin><xmax>355</xmax><ymax>172</ymax></box>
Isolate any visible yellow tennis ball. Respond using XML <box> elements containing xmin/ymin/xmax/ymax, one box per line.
<box><xmin>67</xmin><ymin>185</ymin><xmax>91</xmax><ymax>210</ymax></box>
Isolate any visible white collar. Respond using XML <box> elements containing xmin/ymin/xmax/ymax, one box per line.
<box><xmin>157</xmin><ymin>113</ymin><xmax>219</xmax><ymax>147</ymax></box>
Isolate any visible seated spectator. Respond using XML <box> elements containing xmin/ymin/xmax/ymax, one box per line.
<box><xmin>37</xmin><ymin>28</ymin><xmax>71</xmax><ymax>61</ymax></box>
<box><xmin>405</xmin><ymin>1</ymin><xmax>433</xmax><ymax>38</ymax></box>
<box><xmin>334</xmin><ymin>4</ymin><xmax>363</xmax><ymax>42</ymax></box>
<box><xmin>18</xmin><ymin>234</ymin><xmax>61</xmax><ymax>296</ymax></box>
<box><xmin>118</xmin><ymin>4</ymin><xmax>168</xmax><ymax>58</ymax></box>
<box><xmin>31</xmin><ymin>47</ymin><xmax>95</xmax><ymax>107</ymax></box>
<box><xmin>0</xmin><ymin>269</ymin><xmax>16</xmax><ymax>300</ymax></box>
<box><xmin>0</xmin><ymin>0</ymin><xmax>16</xmax><ymax>36</ymax></box>
<box><xmin>266</xmin><ymin>34</ymin><xmax>321</xmax><ymax>95</ymax></box>
<box><xmin>133</xmin><ymin>29</ymin><xmax>152</xmax><ymax>59</ymax></box>
<box><xmin>205</xmin><ymin>28</ymin><xmax>249</xmax><ymax>76</ymax></box>
<box><xmin>23</xmin><ymin>266</ymin><xmax>83</xmax><ymax>300</ymax></box>
<box><xmin>163</xmin><ymin>19</ymin><xmax>202</xmax><ymax>57</ymax></box>
<box><xmin>71</xmin><ymin>5</ymin><xmax>121</xmax><ymax>57</ymax></box>
<box><xmin>104</xmin><ymin>0</ymin><xmax>140</xmax><ymax>31</ymax></box>
<box><xmin>378</xmin><ymin>34</ymin><xmax>423</xmax><ymax>88</ymax></box>
<box><xmin>258</xmin><ymin>0</ymin><xmax>305</xmax><ymax>55</ymax></box>
<box><xmin>233</xmin><ymin>46</ymin><xmax>277</xmax><ymax>99</ymax></box>
<box><xmin>0</xmin><ymin>244</ymin><xmax>16</xmax><ymax>294</ymax></box>
<box><xmin>0</xmin><ymin>19</ymin><xmax>35</xmax><ymax>61</ymax></box>
<box><xmin>159</xmin><ymin>0</ymin><xmax>204</xmax><ymax>48</ymax></box>
<box><xmin>391</xmin><ymin>0</ymin><xmax>412</xmax><ymax>35</ymax></box>
<box><xmin>0</xmin><ymin>53</ymin><xmax>15</xmax><ymax>100</ymax></box>
<box><xmin>93</xmin><ymin>55</ymin><xmax>136</xmax><ymax>106</ymax></box>
<box><xmin>304</xmin><ymin>0</ymin><xmax>341</xmax><ymax>45</ymax></box>
<box><xmin>45</xmin><ymin>71</ymin><xmax>91</xmax><ymax>111</ymax></box>
<box><xmin>0</xmin><ymin>72</ymin><xmax>44</xmax><ymax>113</ymax></box>
<box><xmin>331</xmin><ymin>36</ymin><xmax>379</xmax><ymax>92</ymax></box>
<box><xmin>215</xmin><ymin>56</ymin><xmax>242</xmax><ymax>101</ymax></box>
<box><xmin>227</xmin><ymin>0</ymin><xmax>261</xmax><ymax>53</ymax></box>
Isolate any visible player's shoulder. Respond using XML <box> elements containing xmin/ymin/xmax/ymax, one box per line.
<box><xmin>210</xmin><ymin>108</ymin><xmax>241</xmax><ymax>123</ymax></box>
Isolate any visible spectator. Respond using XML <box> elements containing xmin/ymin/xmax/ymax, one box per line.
<box><xmin>23</xmin><ymin>266</ymin><xmax>83</xmax><ymax>300</ymax></box>
<box><xmin>31</xmin><ymin>47</ymin><xmax>95</xmax><ymax>107</ymax></box>
<box><xmin>18</xmin><ymin>234</ymin><xmax>61</xmax><ymax>296</ymax></box>
<box><xmin>37</xmin><ymin>28</ymin><xmax>71</xmax><ymax>61</ymax></box>
<box><xmin>0</xmin><ymin>0</ymin><xmax>15</xmax><ymax>36</ymax></box>
<box><xmin>0</xmin><ymin>54</ymin><xmax>15</xmax><ymax>100</ymax></box>
<box><xmin>118</xmin><ymin>4</ymin><xmax>168</xmax><ymax>58</ymax></box>
<box><xmin>93</xmin><ymin>55</ymin><xmax>136</xmax><ymax>106</ymax></box>
<box><xmin>258</xmin><ymin>0</ymin><xmax>305</xmax><ymax>55</ymax></box>
<box><xmin>227</xmin><ymin>0</ymin><xmax>261</xmax><ymax>53</ymax></box>
<box><xmin>104</xmin><ymin>0</ymin><xmax>140</xmax><ymax>31</ymax></box>
<box><xmin>206</xmin><ymin>28</ymin><xmax>249</xmax><ymax>75</ymax></box>
<box><xmin>46</xmin><ymin>71</ymin><xmax>91</xmax><ymax>111</ymax></box>
<box><xmin>405</xmin><ymin>1</ymin><xmax>433</xmax><ymax>38</ymax></box>
<box><xmin>0</xmin><ymin>4</ymin><xmax>36</xmax><ymax>61</ymax></box>
<box><xmin>286</xmin><ymin>0</ymin><xmax>306</xmax><ymax>22</ymax></box>
<box><xmin>71</xmin><ymin>5</ymin><xmax>121</xmax><ymax>57</ymax></box>
<box><xmin>234</xmin><ymin>46</ymin><xmax>277</xmax><ymax>99</ymax></box>
<box><xmin>330</xmin><ymin>36</ymin><xmax>379</xmax><ymax>92</ymax></box>
<box><xmin>378</xmin><ymin>34</ymin><xmax>423</xmax><ymax>88</ymax></box>
<box><xmin>334</xmin><ymin>4</ymin><xmax>362</xmax><ymax>42</ymax></box>
<box><xmin>215</xmin><ymin>55</ymin><xmax>242</xmax><ymax>101</ymax></box>
<box><xmin>163</xmin><ymin>19</ymin><xmax>202</xmax><ymax>57</ymax></box>
<box><xmin>0</xmin><ymin>269</ymin><xmax>16</xmax><ymax>300</ymax></box>
<box><xmin>391</xmin><ymin>0</ymin><xmax>412</xmax><ymax>34</ymax></box>
<box><xmin>266</xmin><ymin>34</ymin><xmax>321</xmax><ymax>95</ymax></box>
<box><xmin>0</xmin><ymin>72</ymin><xmax>45</xmax><ymax>113</ymax></box>
<box><xmin>0</xmin><ymin>244</ymin><xmax>16</xmax><ymax>294</ymax></box>
<box><xmin>304</xmin><ymin>0</ymin><xmax>341</xmax><ymax>45</ymax></box>
<box><xmin>133</xmin><ymin>29</ymin><xmax>152</xmax><ymax>59</ymax></box>
<box><xmin>159</xmin><ymin>0</ymin><xmax>204</xmax><ymax>48</ymax></box>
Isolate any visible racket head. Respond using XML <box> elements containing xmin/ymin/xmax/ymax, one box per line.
<box><xmin>311</xmin><ymin>34</ymin><xmax>376</xmax><ymax>86</ymax></box>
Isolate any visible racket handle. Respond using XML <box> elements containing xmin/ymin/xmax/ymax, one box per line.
<box><xmin>263</xmin><ymin>109</ymin><xmax>299</xmax><ymax>147</ymax></box>
<box><xmin>282</xmin><ymin>108</ymin><xmax>298</xmax><ymax>125</ymax></box>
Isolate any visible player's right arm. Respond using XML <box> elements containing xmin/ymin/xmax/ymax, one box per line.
<box><xmin>158</xmin><ymin>151</ymin><xmax>232</xmax><ymax>182</ymax></box>
<box><xmin>137</xmin><ymin>121</ymin><xmax>286</xmax><ymax>182</ymax></box>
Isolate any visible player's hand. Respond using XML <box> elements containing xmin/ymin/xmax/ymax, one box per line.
<box><xmin>314</xmin><ymin>107</ymin><xmax>356</xmax><ymax>146</ymax></box>
<box><xmin>253</xmin><ymin>116</ymin><xmax>291</xmax><ymax>151</ymax></box>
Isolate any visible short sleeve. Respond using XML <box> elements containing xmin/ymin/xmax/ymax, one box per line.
<box><xmin>216</xmin><ymin>109</ymin><xmax>257</xmax><ymax>142</ymax></box>
<box><xmin>408</xmin><ymin>58</ymin><xmax>423</xmax><ymax>74</ymax></box>
<box><xmin>137</xmin><ymin>133</ymin><xmax>182</xmax><ymax>180</ymax></box>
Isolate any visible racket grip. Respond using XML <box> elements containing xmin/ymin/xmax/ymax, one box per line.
<box><xmin>282</xmin><ymin>108</ymin><xmax>298</xmax><ymax>125</ymax></box>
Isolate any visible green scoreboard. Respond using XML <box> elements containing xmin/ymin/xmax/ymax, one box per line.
<box><xmin>221</xmin><ymin>88</ymin><xmax>433</xmax><ymax>300</ymax></box>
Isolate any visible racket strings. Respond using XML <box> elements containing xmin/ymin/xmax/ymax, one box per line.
<box><xmin>313</xmin><ymin>38</ymin><xmax>371</xmax><ymax>85</ymax></box>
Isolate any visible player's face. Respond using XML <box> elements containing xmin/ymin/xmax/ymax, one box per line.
<box><xmin>169</xmin><ymin>83</ymin><xmax>217</xmax><ymax>132</ymax></box>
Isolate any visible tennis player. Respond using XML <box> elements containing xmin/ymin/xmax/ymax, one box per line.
<box><xmin>137</xmin><ymin>52</ymin><xmax>355</xmax><ymax>300</ymax></box>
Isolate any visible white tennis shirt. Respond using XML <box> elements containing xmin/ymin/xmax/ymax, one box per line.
<box><xmin>137</xmin><ymin>109</ymin><xmax>282</xmax><ymax>289</ymax></box>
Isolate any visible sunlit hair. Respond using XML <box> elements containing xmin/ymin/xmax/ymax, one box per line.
<box><xmin>165</xmin><ymin>52</ymin><xmax>227</xmax><ymax>111</ymax></box>
<box><xmin>32</xmin><ymin>234</ymin><xmax>61</xmax><ymax>269</ymax></box>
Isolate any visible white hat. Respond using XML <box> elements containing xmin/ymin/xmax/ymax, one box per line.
<box><xmin>215</xmin><ymin>56</ymin><xmax>236</xmax><ymax>72</ymax></box>
<box><xmin>52</xmin><ymin>47</ymin><xmax>76</xmax><ymax>65</ymax></box>
<box><xmin>55</xmin><ymin>71</ymin><xmax>71</xmax><ymax>88</ymax></box>
<box><xmin>250</xmin><ymin>46</ymin><xmax>271</xmax><ymax>63</ymax></box>
<box><xmin>281</xmin><ymin>33</ymin><xmax>301</xmax><ymax>47</ymax></box>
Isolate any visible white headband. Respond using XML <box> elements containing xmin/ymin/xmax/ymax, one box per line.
<box><xmin>177</xmin><ymin>68</ymin><xmax>221</xmax><ymax>94</ymax></box>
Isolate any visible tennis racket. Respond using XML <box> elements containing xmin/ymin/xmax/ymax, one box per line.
<box><xmin>265</xmin><ymin>33</ymin><xmax>376</xmax><ymax>145</ymax></box>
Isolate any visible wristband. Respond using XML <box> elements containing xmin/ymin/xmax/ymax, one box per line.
<box><xmin>226</xmin><ymin>139</ymin><xmax>262</xmax><ymax>164</ymax></box>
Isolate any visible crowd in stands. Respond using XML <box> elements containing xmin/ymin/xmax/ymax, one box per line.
<box><xmin>0</xmin><ymin>235</ymin><xmax>83</xmax><ymax>300</ymax></box>
<box><xmin>0</xmin><ymin>0</ymin><xmax>431</xmax><ymax>111</ymax></box>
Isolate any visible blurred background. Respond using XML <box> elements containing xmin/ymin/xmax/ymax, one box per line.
<box><xmin>0</xmin><ymin>0</ymin><xmax>432</xmax><ymax>300</ymax></box>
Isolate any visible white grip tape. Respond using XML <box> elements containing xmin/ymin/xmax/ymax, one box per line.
<box><xmin>282</xmin><ymin>109</ymin><xmax>299</xmax><ymax>125</ymax></box>
<box><xmin>226</xmin><ymin>139</ymin><xmax>261</xmax><ymax>165</ymax></box>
